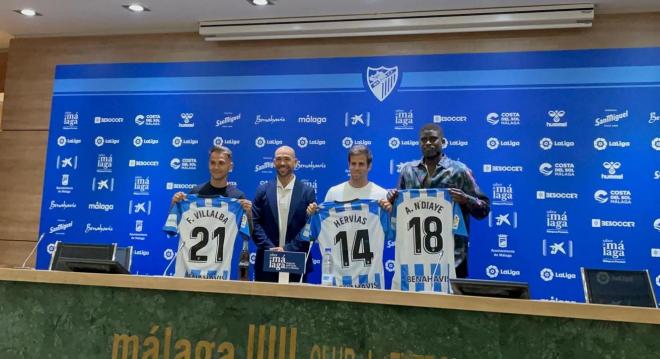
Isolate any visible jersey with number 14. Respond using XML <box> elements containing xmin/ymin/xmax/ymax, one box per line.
<box><xmin>302</xmin><ymin>200</ymin><xmax>389</xmax><ymax>289</ymax></box>
<box><xmin>392</xmin><ymin>189</ymin><xmax>466</xmax><ymax>293</ymax></box>
<box><xmin>163</xmin><ymin>194</ymin><xmax>249</xmax><ymax>280</ymax></box>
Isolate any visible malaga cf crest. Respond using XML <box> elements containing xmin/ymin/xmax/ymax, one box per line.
<box><xmin>366</xmin><ymin>66</ymin><xmax>399</xmax><ymax>102</ymax></box>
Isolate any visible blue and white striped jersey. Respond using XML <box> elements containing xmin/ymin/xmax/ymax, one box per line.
<box><xmin>301</xmin><ymin>200</ymin><xmax>390</xmax><ymax>289</ymax></box>
<box><xmin>163</xmin><ymin>194</ymin><xmax>249</xmax><ymax>280</ymax></box>
<box><xmin>391</xmin><ymin>189</ymin><xmax>467</xmax><ymax>293</ymax></box>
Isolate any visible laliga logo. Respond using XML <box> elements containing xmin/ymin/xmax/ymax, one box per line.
<box><xmin>342</xmin><ymin>137</ymin><xmax>354</xmax><ymax>149</ymax></box>
<box><xmin>548</xmin><ymin>110</ymin><xmax>565</xmax><ymax>123</ymax></box>
<box><xmin>486</xmin><ymin>137</ymin><xmax>500</xmax><ymax>150</ymax></box>
<box><xmin>366</xmin><ymin>66</ymin><xmax>398</xmax><ymax>102</ymax></box>
<box><xmin>594</xmin><ymin>190</ymin><xmax>609</xmax><ymax>204</ymax></box>
<box><xmin>297</xmin><ymin>137</ymin><xmax>309</xmax><ymax>148</ymax></box>
<box><xmin>652</xmin><ymin>137</ymin><xmax>660</xmax><ymax>151</ymax></box>
<box><xmin>57</xmin><ymin>136</ymin><xmax>66</xmax><ymax>147</ymax></box>
<box><xmin>540</xmin><ymin>268</ymin><xmax>554</xmax><ymax>282</ymax></box>
<box><xmin>594</xmin><ymin>138</ymin><xmax>608</xmax><ymax>151</ymax></box>
<box><xmin>539</xmin><ymin>138</ymin><xmax>553</xmax><ymax>150</ymax></box>
<box><xmin>163</xmin><ymin>249</ymin><xmax>175</xmax><ymax>260</ymax></box>
<box><xmin>214</xmin><ymin>137</ymin><xmax>224</xmax><ymax>146</ymax></box>
<box><xmin>255</xmin><ymin>137</ymin><xmax>266</xmax><ymax>148</ymax></box>
<box><xmin>250</xmin><ymin>253</ymin><xmax>256</xmax><ymax>265</ymax></box>
<box><xmin>95</xmin><ymin>136</ymin><xmax>105</xmax><ymax>147</ymax></box>
<box><xmin>596</xmin><ymin>272</ymin><xmax>611</xmax><ymax>285</ymax></box>
<box><xmin>385</xmin><ymin>260</ymin><xmax>395</xmax><ymax>272</ymax></box>
<box><xmin>486</xmin><ymin>113</ymin><xmax>499</xmax><ymax>125</ymax></box>
<box><xmin>172</xmin><ymin>136</ymin><xmax>183</xmax><ymax>148</ymax></box>
<box><xmin>388</xmin><ymin>137</ymin><xmax>400</xmax><ymax>149</ymax></box>
<box><xmin>133</xmin><ymin>136</ymin><xmax>144</xmax><ymax>147</ymax></box>
<box><xmin>47</xmin><ymin>243</ymin><xmax>57</xmax><ymax>255</ymax></box>
<box><xmin>656</xmin><ymin>274</ymin><xmax>660</xmax><ymax>288</ymax></box>
<box><xmin>486</xmin><ymin>265</ymin><xmax>499</xmax><ymax>278</ymax></box>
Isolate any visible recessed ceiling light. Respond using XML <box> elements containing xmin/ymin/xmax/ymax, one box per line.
<box><xmin>14</xmin><ymin>8</ymin><xmax>42</xmax><ymax>17</ymax></box>
<box><xmin>122</xmin><ymin>3</ymin><xmax>150</xmax><ymax>13</ymax></box>
<box><xmin>249</xmin><ymin>0</ymin><xmax>274</xmax><ymax>6</ymax></box>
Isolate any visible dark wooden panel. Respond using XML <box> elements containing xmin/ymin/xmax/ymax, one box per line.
<box><xmin>0</xmin><ymin>51</ymin><xmax>7</xmax><ymax>93</ymax></box>
<box><xmin>0</xmin><ymin>239</ymin><xmax>37</xmax><ymax>267</ymax></box>
<box><xmin>0</xmin><ymin>130</ymin><xmax>47</xmax><ymax>242</ymax></box>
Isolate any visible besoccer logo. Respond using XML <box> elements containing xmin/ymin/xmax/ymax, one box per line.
<box><xmin>385</xmin><ymin>260</ymin><xmax>395</xmax><ymax>273</ymax></box>
<box><xmin>652</xmin><ymin>137</ymin><xmax>660</xmax><ymax>151</ymax></box>
<box><xmin>255</xmin><ymin>137</ymin><xmax>266</xmax><ymax>148</ymax></box>
<box><xmin>163</xmin><ymin>249</ymin><xmax>175</xmax><ymax>260</ymax></box>
<box><xmin>594</xmin><ymin>138</ymin><xmax>608</xmax><ymax>151</ymax></box>
<box><xmin>540</xmin><ymin>268</ymin><xmax>554</xmax><ymax>282</ymax></box>
<box><xmin>342</xmin><ymin>137</ymin><xmax>354</xmax><ymax>149</ymax></box>
<box><xmin>172</xmin><ymin>136</ymin><xmax>183</xmax><ymax>148</ymax></box>
<box><xmin>388</xmin><ymin>137</ymin><xmax>400</xmax><ymax>149</ymax></box>
<box><xmin>486</xmin><ymin>137</ymin><xmax>500</xmax><ymax>150</ymax></box>
<box><xmin>539</xmin><ymin>137</ymin><xmax>553</xmax><ymax>150</ymax></box>
<box><xmin>486</xmin><ymin>265</ymin><xmax>499</xmax><ymax>278</ymax></box>
<box><xmin>486</xmin><ymin>113</ymin><xmax>499</xmax><ymax>125</ymax></box>
<box><xmin>57</xmin><ymin>136</ymin><xmax>67</xmax><ymax>147</ymax></box>
<box><xmin>133</xmin><ymin>136</ymin><xmax>144</xmax><ymax>147</ymax></box>
<box><xmin>297</xmin><ymin>137</ymin><xmax>309</xmax><ymax>148</ymax></box>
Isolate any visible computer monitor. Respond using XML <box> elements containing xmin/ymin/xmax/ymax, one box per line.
<box><xmin>581</xmin><ymin>268</ymin><xmax>657</xmax><ymax>308</ymax></box>
<box><xmin>49</xmin><ymin>241</ymin><xmax>132</xmax><ymax>274</ymax></box>
<box><xmin>450</xmin><ymin>278</ymin><xmax>530</xmax><ymax>299</ymax></box>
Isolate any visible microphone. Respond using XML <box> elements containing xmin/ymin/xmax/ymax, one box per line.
<box><xmin>299</xmin><ymin>239</ymin><xmax>316</xmax><ymax>284</ymax></box>
<box><xmin>17</xmin><ymin>233</ymin><xmax>45</xmax><ymax>269</ymax></box>
<box><xmin>162</xmin><ymin>240</ymin><xmax>186</xmax><ymax>276</ymax></box>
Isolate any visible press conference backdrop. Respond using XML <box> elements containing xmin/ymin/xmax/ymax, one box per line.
<box><xmin>37</xmin><ymin>47</ymin><xmax>660</xmax><ymax>302</ymax></box>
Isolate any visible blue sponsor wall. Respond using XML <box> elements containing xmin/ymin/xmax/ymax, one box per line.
<box><xmin>38</xmin><ymin>47</ymin><xmax>660</xmax><ymax>302</ymax></box>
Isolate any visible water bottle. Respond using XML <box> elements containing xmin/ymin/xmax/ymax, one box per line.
<box><xmin>238</xmin><ymin>239</ymin><xmax>250</xmax><ymax>281</ymax></box>
<box><xmin>321</xmin><ymin>247</ymin><xmax>334</xmax><ymax>286</ymax></box>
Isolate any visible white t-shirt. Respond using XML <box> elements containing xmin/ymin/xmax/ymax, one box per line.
<box><xmin>324</xmin><ymin>181</ymin><xmax>388</xmax><ymax>202</ymax></box>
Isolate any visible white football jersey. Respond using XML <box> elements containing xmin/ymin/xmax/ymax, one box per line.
<box><xmin>302</xmin><ymin>200</ymin><xmax>389</xmax><ymax>289</ymax></box>
<box><xmin>391</xmin><ymin>189</ymin><xmax>466</xmax><ymax>293</ymax></box>
<box><xmin>163</xmin><ymin>194</ymin><xmax>249</xmax><ymax>280</ymax></box>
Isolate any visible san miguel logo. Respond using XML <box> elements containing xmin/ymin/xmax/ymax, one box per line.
<box><xmin>366</xmin><ymin>66</ymin><xmax>398</xmax><ymax>102</ymax></box>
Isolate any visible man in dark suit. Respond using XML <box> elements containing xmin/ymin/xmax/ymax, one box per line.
<box><xmin>252</xmin><ymin>145</ymin><xmax>316</xmax><ymax>282</ymax></box>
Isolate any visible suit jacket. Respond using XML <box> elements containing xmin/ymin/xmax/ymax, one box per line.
<box><xmin>252</xmin><ymin>178</ymin><xmax>316</xmax><ymax>281</ymax></box>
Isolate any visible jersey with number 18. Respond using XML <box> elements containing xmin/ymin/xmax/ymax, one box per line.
<box><xmin>391</xmin><ymin>189</ymin><xmax>466</xmax><ymax>293</ymax></box>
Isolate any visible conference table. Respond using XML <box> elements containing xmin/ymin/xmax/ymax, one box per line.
<box><xmin>0</xmin><ymin>268</ymin><xmax>658</xmax><ymax>358</ymax></box>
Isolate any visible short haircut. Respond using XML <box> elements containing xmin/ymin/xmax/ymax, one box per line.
<box><xmin>419</xmin><ymin>123</ymin><xmax>444</xmax><ymax>137</ymax></box>
<box><xmin>348</xmin><ymin>144</ymin><xmax>373</xmax><ymax>165</ymax></box>
<box><xmin>209</xmin><ymin>145</ymin><xmax>233</xmax><ymax>161</ymax></box>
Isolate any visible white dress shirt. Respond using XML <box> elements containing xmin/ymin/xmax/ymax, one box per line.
<box><xmin>276</xmin><ymin>176</ymin><xmax>295</xmax><ymax>247</ymax></box>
